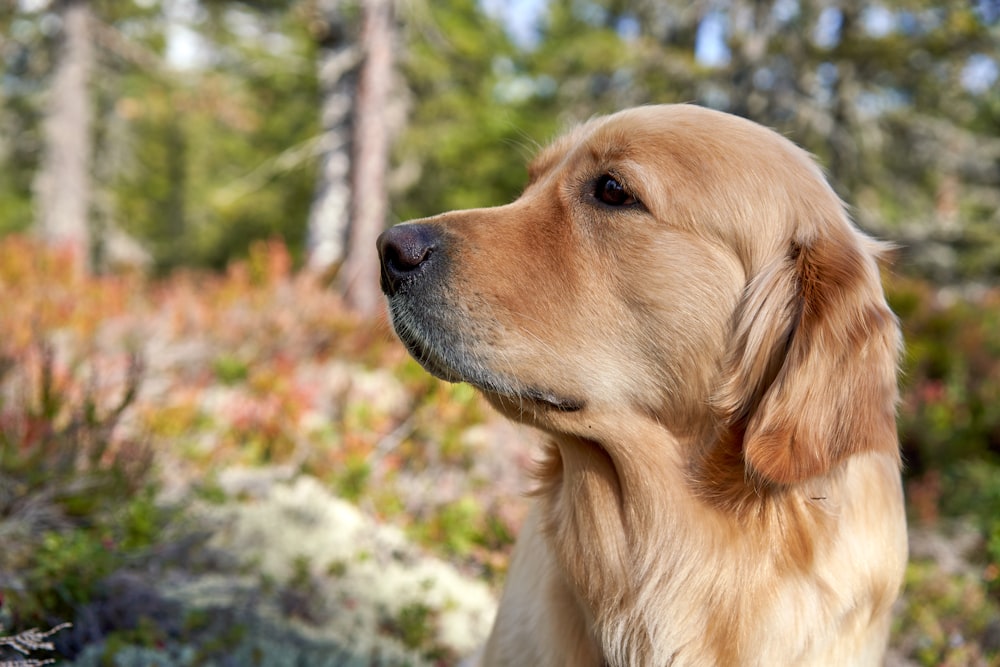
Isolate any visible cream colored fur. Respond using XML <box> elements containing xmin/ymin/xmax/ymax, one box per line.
<box><xmin>380</xmin><ymin>105</ymin><xmax>908</xmax><ymax>666</ymax></box>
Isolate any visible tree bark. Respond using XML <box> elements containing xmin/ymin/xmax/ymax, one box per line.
<box><xmin>34</xmin><ymin>0</ymin><xmax>94</xmax><ymax>274</ymax></box>
<box><xmin>306</xmin><ymin>0</ymin><xmax>359</xmax><ymax>274</ymax></box>
<box><xmin>339</xmin><ymin>0</ymin><xmax>394</xmax><ymax>317</ymax></box>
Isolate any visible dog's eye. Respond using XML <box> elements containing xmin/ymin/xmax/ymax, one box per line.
<box><xmin>594</xmin><ymin>175</ymin><xmax>636</xmax><ymax>207</ymax></box>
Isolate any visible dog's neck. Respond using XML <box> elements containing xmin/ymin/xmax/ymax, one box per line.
<box><xmin>532</xmin><ymin>418</ymin><xmax>840</xmax><ymax>666</ymax></box>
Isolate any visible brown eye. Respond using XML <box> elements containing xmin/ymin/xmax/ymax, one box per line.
<box><xmin>595</xmin><ymin>174</ymin><xmax>636</xmax><ymax>207</ymax></box>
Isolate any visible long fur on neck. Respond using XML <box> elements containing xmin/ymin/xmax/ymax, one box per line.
<box><xmin>532</xmin><ymin>417</ymin><xmax>899</xmax><ymax>667</ymax></box>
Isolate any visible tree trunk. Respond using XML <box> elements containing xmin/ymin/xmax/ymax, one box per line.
<box><xmin>339</xmin><ymin>0</ymin><xmax>394</xmax><ymax>317</ymax></box>
<box><xmin>305</xmin><ymin>0</ymin><xmax>359</xmax><ymax>274</ymax></box>
<box><xmin>34</xmin><ymin>0</ymin><xmax>94</xmax><ymax>274</ymax></box>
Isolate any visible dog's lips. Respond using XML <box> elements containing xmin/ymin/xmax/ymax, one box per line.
<box><xmin>390</xmin><ymin>312</ymin><xmax>584</xmax><ymax>413</ymax></box>
<box><xmin>476</xmin><ymin>382</ymin><xmax>585</xmax><ymax>414</ymax></box>
<box><xmin>517</xmin><ymin>387</ymin><xmax>584</xmax><ymax>412</ymax></box>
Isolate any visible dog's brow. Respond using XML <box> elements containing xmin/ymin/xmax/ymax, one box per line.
<box><xmin>528</xmin><ymin>124</ymin><xmax>592</xmax><ymax>183</ymax></box>
<box><xmin>527</xmin><ymin>146</ymin><xmax>561</xmax><ymax>183</ymax></box>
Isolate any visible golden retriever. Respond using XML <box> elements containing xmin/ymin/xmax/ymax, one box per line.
<box><xmin>377</xmin><ymin>104</ymin><xmax>907</xmax><ymax>666</ymax></box>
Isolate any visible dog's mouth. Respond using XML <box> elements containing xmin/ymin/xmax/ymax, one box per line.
<box><xmin>391</xmin><ymin>313</ymin><xmax>584</xmax><ymax>413</ymax></box>
<box><xmin>510</xmin><ymin>387</ymin><xmax>584</xmax><ymax>413</ymax></box>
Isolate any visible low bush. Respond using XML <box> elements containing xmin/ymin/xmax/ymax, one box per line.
<box><xmin>2</xmin><ymin>237</ymin><xmax>999</xmax><ymax>665</ymax></box>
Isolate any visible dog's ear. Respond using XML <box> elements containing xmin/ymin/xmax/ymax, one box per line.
<box><xmin>714</xmin><ymin>224</ymin><xmax>901</xmax><ymax>485</ymax></box>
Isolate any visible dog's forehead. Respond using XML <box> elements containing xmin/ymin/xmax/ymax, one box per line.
<box><xmin>530</xmin><ymin>105</ymin><xmax>810</xmax><ymax>174</ymax></box>
<box><xmin>527</xmin><ymin>106</ymin><xmax>754</xmax><ymax>184</ymax></box>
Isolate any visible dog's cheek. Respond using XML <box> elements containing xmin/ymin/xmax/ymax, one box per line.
<box><xmin>623</xmin><ymin>242</ymin><xmax>744</xmax><ymax>422</ymax></box>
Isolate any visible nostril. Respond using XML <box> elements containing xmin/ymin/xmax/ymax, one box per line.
<box><xmin>385</xmin><ymin>239</ymin><xmax>432</xmax><ymax>273</ymax></box>
<box><xmin>377</xmin><ymin>224</ymin><xmax>441</xmax><ymax>296</ymax></box>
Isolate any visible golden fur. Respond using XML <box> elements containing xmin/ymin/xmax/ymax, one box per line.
<box><xmin>377</xmin><ymin>105</ymin><xmax>907</xmax><ymax>666</ymax></box>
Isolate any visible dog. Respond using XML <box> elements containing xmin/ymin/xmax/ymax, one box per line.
<box><xmin>377</xmin><ymin>104</ymin><xmax>906</xmax><ymax>666</ymax></box>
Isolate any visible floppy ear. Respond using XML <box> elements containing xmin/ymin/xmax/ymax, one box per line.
<box><xmin>714</xmin><ymin>225</ymin><xmax>901</xmax><ymax>485</ymax></box>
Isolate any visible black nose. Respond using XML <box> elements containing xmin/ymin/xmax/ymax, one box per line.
<box><xmin>377</xmin><ymin>223</ymin><xmax>440</xmax><ymax>296</ymax></box>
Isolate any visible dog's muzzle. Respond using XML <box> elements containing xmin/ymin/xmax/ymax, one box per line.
<box><xmin>376</xmin><ymin>222</ymin><xmax>584</xmax><ymax>414</ymax></box>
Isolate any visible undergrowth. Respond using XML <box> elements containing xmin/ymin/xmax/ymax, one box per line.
<box><xmin>1</xmin><ymin>236</ymin><xmax>998</xmax><ymax>665</ymax></box>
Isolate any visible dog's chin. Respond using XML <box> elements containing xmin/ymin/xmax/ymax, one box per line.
<box><xmin>395</xmin><ymin>324</ymin><xmax>584</xmax><ymax>414</ymax></box>
<box><xmin>394</xmin><ymin>326</ymin><xmax>464</xmax><ymax>384</ymax></box>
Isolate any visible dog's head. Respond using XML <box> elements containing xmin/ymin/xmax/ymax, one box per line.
<box><xmin>378</xmin><ymin>105</ymin><xmax>900</xmax><ymax>486</ymax></box>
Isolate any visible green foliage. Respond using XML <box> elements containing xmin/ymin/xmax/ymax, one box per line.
<box><xmin>935</xmin><ymin>461</ymin><xmax>1000</xmax><ymax>598</ymax></box>
<box><xmin>334</xmin><ymin>453</ymin><xmax>371</xmax><ymax>502</ymax></box>
<box><xmin>890</xmin><ymin>277</ymin><xmax>1000</xmax><ymax>472</ymax></box>
<box><xmin>895</xmin><ymin>560</ymin><xmax>1000</xmax><ymax>666</ymax></box>
<box><xmin>3</xmin><ymin>0</ymin><xmax>998</xmax><ymax>281</ymax></box>
<box><xmin>66</xmin><ymin>620</ymin><xmax>411</xmax><ymax>667</ymax></box>
<box><xmin>938</xmin><ymin>462</ymin><xmax>1000</xmax><ymax>529</ymax></box>
<box><xmin>0</xmin><ymin>349</ymin><xmax>165</xmax><ymax>631</ymax></box>
<box><xmin>979</xmin><ymin>528</ymin><xmax>1000</xmax><ymax>598</ymax></box>
<box><xmin>388</xmin><ymin>601</ymin><xmax>439</xmax><ymax>656</ymax></box>
<box><xmin>886</xmin><ymin>275</ymin><xmax>1000</xmax><ymax>663</ymax></box>
<box><xmin>394</xmin><ymin>0</ymin><xmax>546</xmax><ymax>219</ymax></box>
<box><xmin>20</xmin><ymin>531</ymin><xmax>116</xmax><ymax>624</ymax></box>
<box><xmin>412</xmin><ymin>497</ymin><xmax>483</xmax><ymax>558</ymax></box>
<box><xmin>0</xmin><ymin>239</ymin><xmax>168</xmax><ymax>635</ymax></box>
<box><xmin>213</xmin><ymin>353</ymin><xmax>250</xmax><ymax>385</ymax></box>
<box><xmin>111</xmin><ymin>65</ymin><xmax>317</xmax><ymax>271</ymax></box>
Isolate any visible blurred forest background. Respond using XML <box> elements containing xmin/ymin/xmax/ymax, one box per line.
<box><xmin>1</xmin><ymin>0</ymin><xmax>999</xmax><ymax>665</ymax></box>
